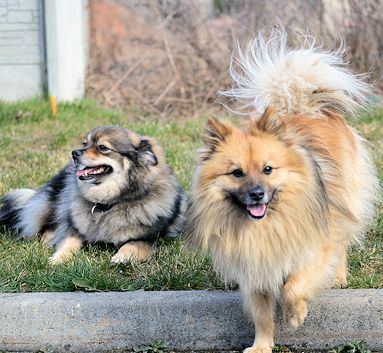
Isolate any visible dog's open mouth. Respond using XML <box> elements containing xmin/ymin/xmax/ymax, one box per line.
<box><xmin>246</xmin><ymin>203</ymin><xmax>267</xmax><ymax>220</ymax></box>
<box><xmin>76</xmin><ymin>165</ymin><xmax>113</xmax><ymax>180</ymax></box>
<box><xmin>229</xmin><ymin>194</ymin><xmax>269</xmax><ymax>220</ymax></box>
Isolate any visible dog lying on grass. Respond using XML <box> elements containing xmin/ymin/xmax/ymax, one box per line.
<box><xmin>0</xmin><ymin>125</ymin><xmax>186</xmax><ymax>264</ymax></box>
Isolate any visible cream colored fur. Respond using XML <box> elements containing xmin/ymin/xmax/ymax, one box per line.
<box><xmin>222</xmin><ymin>29</ymin><xmax>372</xmax><ymax>118</ymax></box>
<box><xmin>187</xmin><ymin>30</ymin><xmax>379</xmax><ymax>353</ymax></box>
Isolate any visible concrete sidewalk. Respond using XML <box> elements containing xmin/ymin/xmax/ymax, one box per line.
<box><xmin>1</xmin><ymin>289</ymin><xmax>382</xmax><ymax>352</ymax></box>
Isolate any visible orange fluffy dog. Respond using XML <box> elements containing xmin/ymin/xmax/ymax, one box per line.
<box><xmin>186</xmin><ymin>31</ymin><xmax>379</xmax><ymax>353</ymax></box>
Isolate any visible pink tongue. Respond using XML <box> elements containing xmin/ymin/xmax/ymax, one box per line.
<box><xmin>76</xmin><ymin>167</ymin><xmax>99</xmax><ymax>177</ymax></box>
<box><xmin>246</xmin><ymin>203</ymin><xmax>267</xmax><ymax>217</ymax></box>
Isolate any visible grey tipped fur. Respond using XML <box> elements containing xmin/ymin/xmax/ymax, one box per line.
<box><xmin>0</xmin><ymin>126</ymin><xmax>186</xmax><ymax>262</ymax></box>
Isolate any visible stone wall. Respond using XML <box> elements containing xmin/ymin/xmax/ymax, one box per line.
<box><xmin>0</xmin><ymin>0</ymin><xmax>44</xmax><ymax>100</ymax></box>
<box><xmin>0</xmin><ymin>0</ymin><xmax>88</xmax><ymax>102</ymax></box>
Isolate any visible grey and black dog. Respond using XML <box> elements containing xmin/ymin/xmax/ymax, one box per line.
<box><xmin>0</xmin><ymin>125</ymin><xmax>186</xmax><ymax>264</ymax></box>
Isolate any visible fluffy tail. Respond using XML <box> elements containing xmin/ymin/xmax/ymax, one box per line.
<box><xmin>222</xmin><ymin>30</ymin><xmax>372</xmax><ymax>118</ymax></box>
<box><xmin>0</xmin><ymin>189</ymin><xmax>35</xmax><ymax>229</ymax></box>
<box><xmin>0</xmin><ymin>188</ymin><xmax>47</xmax><ymax>237</ymax></box>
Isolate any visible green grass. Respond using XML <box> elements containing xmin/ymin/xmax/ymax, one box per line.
<box><xmin>0</xmin><ymin>98</ymin><xmax>382</xmax><ymax>292</ymax></box>
<box><xmin>329</xmin><ymin>340</ymin><xmax>372</xmax><ymax>353</ymax></box>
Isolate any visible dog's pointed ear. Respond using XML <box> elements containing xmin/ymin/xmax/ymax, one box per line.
<box><xmin>255</xmin><ymin>106</ymin><xmax>285</xmax><ymax>134</ymax></box>
<box><xmin>202</xmin><ymin>117</ymin><xmax>232</xmax><ymax>148</ymax></box>
<box><xmin>199</xmin><ymin>118</ymin><xmax>232</xmax><ymax>162</ymax></box>
<box><xmin>137</xmin><ymin>139</ymin><xmax>158</xmax><ymax>166</ymax></box>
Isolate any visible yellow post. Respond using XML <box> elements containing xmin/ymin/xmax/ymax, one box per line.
<box><xmin>50</xmin><ymin>95</ymin><xmax>57</xmax><ymax>114</ymax></box>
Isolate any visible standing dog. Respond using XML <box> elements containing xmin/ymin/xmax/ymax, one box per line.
<box><xmin>0</xmin><ymin>125</ymin><xmax>186</xmax><ymax>264</ymax></box>
<box><xmin>186</xmin><ymin>31</ymin><xmax>379</xmax><ymax>353</ymax></box>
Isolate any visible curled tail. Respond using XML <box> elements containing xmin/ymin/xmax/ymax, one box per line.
<box><xmin>222</xmin><ymin>30</ymin><xmax>372</xmax><ymax>118</ymax></box>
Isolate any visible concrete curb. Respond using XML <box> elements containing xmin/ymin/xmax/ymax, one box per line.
<box><xmin>1</xmin><ymin>289</ymin><xmax>382</xmax><ymax>352</ymax></box>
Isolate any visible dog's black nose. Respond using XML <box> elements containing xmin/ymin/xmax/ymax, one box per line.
<box><xmin>72</xmin><ymin>149</ymin><xmax>83</xmax><ymax>159</ymax></box>
<box><xmin>249</xmin><ymin>186</ymin><xmax>265</xmax><ymax>201</ymax></box>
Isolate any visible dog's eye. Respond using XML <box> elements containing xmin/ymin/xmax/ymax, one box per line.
<box><xmin>98</xmin><ymin>145</ymin><xmax>109</xmax><ymax>152</ymax></box>
<box><xmin>263</xmin><ymin>166</ymin><xmax>273</xmax><ymax>175</ymax></box>
<box><xmin>232</xmin><ymin>169</ymin><xmax>244</xmax><ymax>178</ymax></box>
<box><xmin>82</xmin><ymin>141</ymin><xmax>87</xmax><ymax>147</ymax></box>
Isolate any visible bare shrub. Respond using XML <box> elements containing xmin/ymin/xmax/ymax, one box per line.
<box><xmin>87</xmin><ymin>0</ymin><xmax>232</xmax><ymax>117</ymax></box>
<box><xmin>86</xmin><ymin>0</ymin><xmax>382</xmax><ymax>118</ymax></box>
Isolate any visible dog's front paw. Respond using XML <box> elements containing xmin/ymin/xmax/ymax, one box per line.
<box><xmin>334</xmin><ymin>273</ymin><xmax>348</xmax><ymax>288</ymax></box>
<box><xmin>49</xmin><ymin>252</ymin><xmax>69</xmax><ymax>265</ymax></box>
<box><xmin>49</xmin><ymin>236</ymin><xmax>82</xmax><ymax>265</ymax></box>
<box><xmin>49</xmin><ymin>248</ymin><xmax>74</xmax><ymax>264</ymax></box>
<box><xmin>111</xmin><ymin>242</ymin><xmax>152</xmax><ymax>264</ymax></box>
<box><xmin>111</xmin><ymin>251</ymin><xmax>130</xmax><ymax>264</ymax></box>
<box><xmin>283</xmin><ymin>298</ymin><xmax>308</xmax><ymax>329</ymax></box>
<box><xmin>243</xmin><ymin>344</ymin><xmax>272</xmax><ymax>353</ymax></box>
<box><xmin>41</xmin><ymin>230</ymin><xmax>55</xmax><ymax>246</ymax></box>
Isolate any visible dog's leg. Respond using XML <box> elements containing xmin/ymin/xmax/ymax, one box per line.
<box><xmin>41</xmin><ymin>229</ymin><xmax>55</xmax><ymax>246</ymax></box>
<box><xmin>50</xmin><ymin>236</ymin><xmax>83</xmax><ymax>264</ymax></box>
<box><xmin>283</xmin><ymin>244</ymin><xmax>335</xmax><ymax>328</ymax></box>
<box><xmin>282</xmin><ymin>277</ymin><xmax>309</xmax><ymax>329</ymax></box>
<box><xmin>334</xmin><ymin>246</ymin><xmax>348</xmax><ymax>288</ymax></box>
<box><xmin>243</xmin><ymin>289</ymin><xmax>275</xmax><ymax>353</ymax></box>
<box><xmin>111</xmin><ymin>241</ymin><xmax>153</xmax><ymax>263</ymax></box>
<box><xmin>284</xmin><ymin>238</ymin><xmax>350</xmax><ymax>328</ymax></box>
